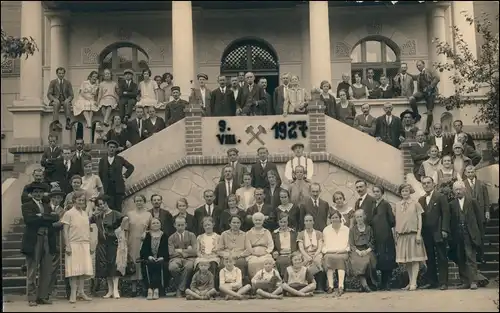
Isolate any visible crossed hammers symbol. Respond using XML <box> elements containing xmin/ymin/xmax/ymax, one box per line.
<box><xmin>246</xmin><ymin>125</ymin><xmax>267</xmax><ymax>145</ymax></box>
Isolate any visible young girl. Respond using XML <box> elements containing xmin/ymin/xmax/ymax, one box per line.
<box><xmin>73</xmin><ymin>71</ymin><xmax>99</xmax><ymax>128</ymax></box>
<box><xmin>219</xmin><ymin>194</ymin><xmax>248</xmax><ymax>232</ymax></box>
<box><xmin>433</xmin><ymin>154</ymin><xmax>460</xmax><ymax>186</ymax></box>
<box><xmin>394</xmin><ymin>183</ymin><xmax>428</xmax><ymax>291</ymax></box>
<box><xmin>195</xmin><ymin>217</ymin><xmax>221</xmax><ymax>288</ymax></box>
<box><xmin>419</xmin><ymin>145</ymin><xmax>442</xmax><ymax>181</ymax></box>
<box><xmin>235</xmin><ymin>173</ymin><xmax>256</xmax><ymax>211</ymax></box>
<box><xmin>349</xmin><ymin>209</ymin><xmax>377</xmax><ymax>293</ymax></box>
<box><xmin>137</xmin><ymin>69</ymin><xmax>160</xmax><ymax>111</ymax></box>
<box><xmin>97</xmin><ymin>69</ymin><xmax>119</xmax><ymax>127</ymax></box>
<box><xmin>185</xmin><ymin>260</ymin><xmax>217</xmax><ymax>300</ymax></box>
<box><xmin>272</xmin><ymin>212</ymin><xmax>298</xmax><ymax>278</ymax></box>
<box><xmin>288</xmin><ymin>165</ymin><xmax>310</xmax><ymax>205</ymax></box>
<box><xmin>251</xmin><ymin>257</ymin><xmax>283</xmax><ymax>299</ymax></box>
<box><xmin>219</xmin><ymin>255</ymin><xmax>252</xmax><ymax>300</ymax></box>
<box><xmin>281</xmin><ymin>252</ymin><xmax>316</xmax><ymax>297</ymax></box>
<box><xmin>140</xmin><ymin>218</ymin><xmax>169</xmax><ymax>300</ymax></box>
<box><xmin>329</xmin><ymin>191</ymin><xmax>354</xmax><ymax>228</ymax></box>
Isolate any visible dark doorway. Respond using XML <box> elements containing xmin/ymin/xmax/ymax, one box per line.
<box><xmin>254</xmin><ymin>74</ymin><xmax>279</xmax><ymax>95</ymax></box>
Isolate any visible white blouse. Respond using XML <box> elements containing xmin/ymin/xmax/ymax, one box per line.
<box><xmin>284</xmin><ymin>156</ymin><xmax>314</xmax><ymax>181</ymax></box>
<box><xmin>322</xmin><ymin>224</ymin><xmax>350</xmax><ymax>254</ymax></box>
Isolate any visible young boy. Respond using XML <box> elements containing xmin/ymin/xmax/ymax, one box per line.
<box><xmin>219</xmin><ymin>255</ymin><xmax>252</xmax><ymax>300</ymax></box>
<box><xmin>185</xmin><ymin>260</ymin><xmax>217</xmax><ymax>300</ymax></box>
<box><xmin>251</xmin><ymin>257</ymin><xmax>283</xmax><ymax>299</ymax></box>
<box><xmin>281</xmin><ymin>252</ymin><xmax>316</xmax><ymax>297</ymax></box>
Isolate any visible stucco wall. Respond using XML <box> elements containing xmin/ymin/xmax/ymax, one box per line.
<box><xmin>122</xmin><ymin>162</ymin><xmax>400</xmax><ymax>216</ymax></box>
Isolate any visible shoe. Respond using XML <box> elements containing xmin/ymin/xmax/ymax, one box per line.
<box><xmin>326</xmin><ymin>287</ymin><xmax>334</xmax><ymax>294</ymax></box>
<box><xmin>36</xmin><ymin>298</ymin><xmax>52</xmax><ymax>305</ymax></box>
<box><xmin>361</xmin><ymin>285</ymin><xmax>372</xmax><ymax>293</ymax></box>
<box><xmin>419</xmin><ymin>283</ymin><xmax>432</xmax><ymax>289</ymax></box>
<box><xmin>337</xmin><ymin>288</ymin><xmax>344</xmax><ymax>296</ymax></box>
<box><xmin>113</xmin><ymin>289</ymin><xmax>120</xmax><ymax>299</ymax></box>
<box><xmin>457</xmin><ymin>284</ymin><xmax>470</xmax><ymax>289</ymax></box>
<box><xmin>147</xmin><ymin>288</ymin><xmax>153</xmax><ymax>300</ymax></box>
<box><xmin>78</xmin><ymin>293</ymin><xmax>92</xmax><ymax>301</ymax></box>
<box><xmin>440</xmin><ymin>285</ymin><xmax>448</xmax><ymax>290</ymax></box>
<box><xmin>103</xmin><ymin>291</ymin><xmax>113</xmax><ymax>299</ymax></box>
<box><xmin>153</xmin><ymin>289</ymin><xmax>159</xmax><ymax>300</ymax></box>
<box><xmin>176</xmin><ymin>290</ymin><xmax>183</xmax><ymax>298</ymax></box>
<box><xmin>470</xmin><ymin>283</ymin><xmax>478</xmax><ymax>290</ymax></box>
<box><xmin>28</xmin><ymin>301</ymin><xmax>38</xmax><ymax>307</ymax></box>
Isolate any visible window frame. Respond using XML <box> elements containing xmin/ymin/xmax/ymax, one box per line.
<box><xmin>350</xmin><ymin>38</ymin><xmax>401</xmax><ymax>83</ymax></box>
<box><xmin>98</xmin><ymin>43</ymin><xmax>150</xmax><ymax>82</ymax></box>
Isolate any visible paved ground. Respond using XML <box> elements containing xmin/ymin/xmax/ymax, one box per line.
<box><xmin>3</xmin><ymin>289</ymin><xmax>499</xmax><ymax>312</ymax></box>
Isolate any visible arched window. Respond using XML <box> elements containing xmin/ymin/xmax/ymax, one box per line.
<box><xmin>98</xmin><ymin>43</ymin><xmax>150</xmax><ymax>81</ymax></box>
<box><xmin>350</xmin><ymin>38</ymin><xmax>400</xmax><ymax>83</ymax></box>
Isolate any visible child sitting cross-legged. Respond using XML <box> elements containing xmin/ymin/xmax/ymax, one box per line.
<box><xmin>281</xmin><ymin>251</ymin><xmax>316</xmax><ymax>297</ymax></box>
<box><xmin>251</xmin><ymin>257</ymin><xmax>283</xmax><ymax>299</ymax></box>
<box><xmin>185</xmin><ymin>260</ymin><xmax>217</xmax><ymax>300</ymax></box>
<box><xmin>219</xmin><ymin>254</ymin><xmax>252</xmax><ymax>300</ymax></box>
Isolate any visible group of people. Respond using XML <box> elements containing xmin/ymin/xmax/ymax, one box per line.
<box><xmin>21</xmin><ymin>134</ymin><xmax>489</xmax><ymax>306</ymax></box>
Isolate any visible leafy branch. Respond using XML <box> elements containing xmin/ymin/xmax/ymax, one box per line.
<box><xmin>1</xmin><ymin>28</ymin><xmax>38</xmax><ymax>65</ymax></box>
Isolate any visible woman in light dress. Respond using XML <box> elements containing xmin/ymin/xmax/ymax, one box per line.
<box><xmin>351</xmin><ymin>72</ymin><xmax>369</xmax><ymax>100</ymax></box>
<box><xmin>153</xmin><ymin>75</ymin><xmax>166</xmax><ymax>105</ymax></box>
<box><xmin>235</xmin><ymin>173</ymin><xmax>256</xmax><ymax>211</ymax></box>
<box><xmin>61</xmin><ymin>191</ymin><xmax>94</xmax><ymax>303</ymax></box>
<box><xmin>418</xmin><ymin>145</ymin><xmax>442</xmax><ymax>182</ymax></box>
<box><xmin>328</xmin><ymin>191</ymin><xmax>354</xmax><ymax>228</ymax></box>
<box><xmin>195</xmin><ymin>217</ymin><xmax>221</xmax><ymax>287</ymax></box>
<box><xmin>433</xmin><ymin>154</ymin><xmax>461</xmax><ymax>186</ymax></box>
<box><xmin>283</xmin><ymin>75</ymin><xmax>310</xmax><ymax>116</ymax></box>
<box><xmin>288</xmin><ymin>165</ymin><xmax>310</xmax><ymax>205</ymax></box>
<box><xmin>126</xmin><ymin>194</ymin><xmax>153</xmax><ymax>296</ymax></box>
<box><xmin>297</xmin><ymin>214</ymin><xmax>324</xmax><ymax>281</ymax></box>
<box><xmin>218</xmin><ymin>215</ymin><xmax>249</xmax><ymax>279</ymax></box>
<box><xmin>137</xmin><ymin>69</ymin><xmax>160</xmax><ymax>110</ymax></box>
<box><xmin>74</xmin><ymin>71</ymin><xmax>99</xmax><ymax>129</ymax></box>
<box><xmin>245</xmin><ymin>212</ymin><xmax>274</xmax><ymax>278</ymax></box>
<box><xmin>97</xmin><ymin>69</ymin><xmax>119</xmax><ymax>127</ymax></box>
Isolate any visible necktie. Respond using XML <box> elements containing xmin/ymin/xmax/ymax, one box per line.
<box><xmin>207</xmin><ymin>205</ymin><xmax>212</xmax><ymax>216</ymax></box>
<box><xmin>226</xmin><ymin>181</ymin><xmax>231</xmax><ymax>195</ymax></box>
<box><xmin>249</xmin><ymin>84</ymin><xmax>253</xmax><ymax>92</ymax></box>
<box><xmin>138</xmin><ymin>119</ymin><xmax>142</xmax><ymax>134</ymax></box>
<box><xmin>66</xmin><ymin>160</ymin><xmax>70</xmax><ymax>170</ymax></box>
<box><xmin>179</xmin><ymin>232</ymin><xmax>184</xmax><ymax>245</ymax></box>
<box><xmin>59</xmin><ymin>79</ymin><xmax>64</xmax><ymax>90</ymax></box>
<box><xmin>231</xmin><ymin>162</ymin><xmax>235</xmax><ymax>168</ymax></box>
<box><xmin>386</xmin><ymin>116</ymin><xmax>391</xmax><ymax>124</ymax></box>
<box><xmin>261</xmin><ymin>162</ymin><xmax>266</xmax><ymax>169</ymax></box>
<box><xmin>127</xmin><ymin>80</ymin><xmax>130</xmax><ymax>88</ymax></box>
<box><xmin>470</xmin><ymin>180</ymin><xmax>475</xmax><ymax>188</ymax></box>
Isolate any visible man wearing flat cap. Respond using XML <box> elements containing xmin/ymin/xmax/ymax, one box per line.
<box><xmin>21</xmin><ymin>182</ymin><xmax>60</xmax><ymax>306</ymax></box>
<box><xmin>118</xmin><ymin>69</ymin><xmax>139</xmax><ymax>124</ymax></box>
<box><xmin>165</xmin><ymin>86</ymin><xmax>189</xmax><ymax>127</ymax></box>
<box><xmin>284</xmin><ymin>143</ymin><xmax>314</xmax><ymax>183</ymax></box>
<box><xmin>189</xmin><ymin>73</ymin><xmax>212</xmax><ymax>116</ymax></box>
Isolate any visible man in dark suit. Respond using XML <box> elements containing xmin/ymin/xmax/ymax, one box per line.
<box><xmin>362</xmin><ymin>68</ymin><xmax>380</xmax><ymax>98</ymax></box>
<box><xmin>165</xmin><ymin>86</ymin><xmax>188</xmax><ymax>127</ymax></box>
<box><xmin>428</xmin><ymin>123</ymin><xmax>452</xmax><ymax>157</ymax></box>
<box><xmin>371</xmin><ymin>75</ymin><xmax>394</xmax><ymax>99</ymax></box>
<box><xmin>237</xmin><ymin>71</ymin><xmax>246</xmax><ymax>88</ymax></box>
<box><xmin>229</xmin><ymin>76</ymin><xmax>243</xmax><ymax>110</ymax></box>
<box><xmin>393</xmin><ymin>63</ymin><xmax>415</xmax><ymax>98</ymax></box>
<box><xmin>246</xmin><ymin>188</ymin><xmax>275</xmax><ymax>231</ymax></box>
<box><xmin>354</xmin><ymin>180</ymin><xmax>377</xmax><ymax>225</ymax></box>
<box><xmin>72</xmin><ymin>138</ymin><xmax>92</xmax><ymax>176</ymax></box>
<box><xmin>374</xmin><ymin>102</ymin><xmax>405</xmax><ymax>148</ymax></box>
<box><xmin>239</xmin><ymin>72</ymin><xmax>267</xmax><ymax>116</ymax></box>
<box><xmin>250</xmin><ymin>147</ymin><xmax>281</xmax><ymax>189</ymax></box>
<box><xmin>144</xmin><ymin>106</ymin><xmax>166</xmax><ymax>136</ymax></box>
<box><xmin>273</xmin><ymin>73</ymin><xmax>290</xmax><ymax>115</ymax></box>
<box><xmin>410</xmin><ymin>130</ymin><xmax>431</xmax><ymax>181</ymax></box>
<box><xmin>41</xmin><ymin>134</ymin><xmax>63</xmax><ymax>183</ymax></box>
<box><xmin>258</xmin><ymin>78</ymin><xmax>272</xmax><ymax>115</ymax></box>
<box><xmin>98</xmin><ymin>140</ymin><xmax>135</xmax><ymax>212</ymax></box>
<box><xmin>53</xmin><ymin>146</ymin><xmax>81</xmax><ymax>194</ymax></box>
<box><xmin>457</xmin><ymin>133</ymin><xmax>482</xmax><ymax>166</ymax></box>
<box><xmin>449</xmin><ymin>181</ymin><xmax>483</xmax><ymax>290</ymax></box>
<box><xmin>353</xmin><ymin>103</ymin><xmax>376</xmax><ymax>136</ymax></box>
<box><xmin>46</xmin><ymin>67</ymin><xmax>74</xmax><ymax>130</ymax></box>
<box><xmin>299</xmin><ymin>183</ymin><xmax>330</xmax><ymax>231</ymax></box>
<box><xmin>409</xmin><ymin>60</ymin><xmax>441</xmax><ymax>131</ymax></box>
<box><xmin>22</xmin><ymin>168</ymin><xmax>51</xmax><ymax>205</ymax></box>
<box><xmin>126</xmin><ymin>106</ymin><xmax>148</xmax><ymax>145</ymax></box>
<box><xmin>419</xmin><ymin>176</ymin><xmax>451</xmax><ymax>290</ymax></box>
<box><xmin>117</xmin><ymin>69</ymin><xmax>138</xmax><ymax>123</ymax></box>
<box><xmin>21</xmin><ymin>182</ymin><xmax>59</xmax><ymax>306</ymax></box>
<box><xmin>219</xmin><ymin>148</ymin><xmax>248</xmax><ymax>185</ymax></box>
<box><xmin>189</xmin><ymin>73</ymin><xmax>211</xmax><ymax>116</ymax></box>
<box><xmin>452</xmin><ymin>119</ymin><xmax>476</xmax><ymax>150</ymax></box>
<box><xmin>210</xmin><ymin>75</ymin><xmax>236</xmax><ymax>117</ymax></box>
<box><xmin>214</xmin><ymin>166</ymin><xmax>240</xmax><ymax>211</ymax></box>
<box><xmin>193</xmin><ymin>189</ymin><xmax>222</xmax><ymax>235</ymax></box>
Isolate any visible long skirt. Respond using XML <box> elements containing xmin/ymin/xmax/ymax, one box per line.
<box><xmin>395</xmin><ymin>233</ymin><xmax>428</xmax><ymax>264</ymax></box>
<box><xmin>323</xmin><ymin>253</ymin><xmax>348</xmax><ymax>271</ymax></box>
<box><xmin>247</xmin><ymin>254</ymin><xmax>272</xmax><ymax>279</ymax></box>
<box><xmin>95</xmin><ymin>237</ymin><xmax>121</xmax><ymax>278</ymax></box>
<box><xmin>144</xmin><ymin>261</ymin><xmax>165</xmax><ymax>289</ymax></box>
<box><xmin>349</xmin><ymin>250</ymin><xmax>377</xmax><ymax>282</ymax></box>
<box><xmin>65</xmin><ymin>242</ymin><xmax>94</xmax><ymax>278</ymax></box>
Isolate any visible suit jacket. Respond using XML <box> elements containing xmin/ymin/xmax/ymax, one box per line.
<box><xmin>144</xmin><ymin>117</ymin><xmax>166</xmax><ymax>136</ymax></box>
<box><xmin>219</xmin><ymin>162</ymin><xmax>248</xmax><ymax>185</ymax></box>
<box><xmin>21</xmin><ymin>181</ymin><xmax>51</xmax><ymax>205</ymax></box>
<box><xmin>264</xmin><ymin>186</ymin><xmax>285</xmax><ymax>210</ymax></box>
<box><xmin>214</xmin><ymin>180</ymin><xmax>240</xmax><ymax>211</ymax></box>
<box><xmin>149</xmin><ymin>208</ymin><xmax>175</xmax><ymax>238</ymax></box>
<box><xmin>299</xmin><ymin>198</ymin><xmax>330</xmax><ymax>232</ymax></box>
<box><xmin>449</xmin><ymin>197</ymin><xmax>483</xmax><ymax>247</ymax></box>
<box><xmin>230</xmin><ymin>87</ymin><xmax>243</xmax><ymax>110</ymax></box>
<box><xmin>53</xmin><ymin>158</ymin><xmax>82</xmax><ymax>194</ymax></box>
<box><xmin>463</xmin><ymin>178</ymin><xmax>490</xmax><ymax>220</ymax></box>
<box><xmin>126</xmin><ymin>118</ymin><xmax>148</xmax><ymax>145</ymax></box>
<box><xmin>353</xmin><ymin>114</ymin><xmax>376</xmax><ymax>136</ymax></box>
<box><xmin>167</xmin><ymin>231</ymin><xmax>197</xmax><ymax>259</ymax></box>
<box><xmin>374</xmin><ymin>115</ymin><xmax>405</xmax><ymax>148</ymax></box>
<box><xmin>428</xmin><ymin>134</ymin><xmax>453</xmax><ymax>156</ymax></box>
<box><xmin>393</xmin><ymin>73</ymin><xmax>415</xmax><ymax>97</ymax></box>
<box><xmin>464</xmin><ymin>143</ymin><xmax>482</xmax><ymax>166</ymax></box>
<box><xmin>415</xmin><ymin>68</ymin><xmax>440</xmax><ymax>93</ymax></box>
<box><xmin>451</xmin><ymin>132</ymin><xmax>476</xmax><ymax>151</ymax></box>
<box><xmin>410</xmin><ymin>142</ymin><xmax>431</xmax><ymax>179</ymax></box>
<box><xmin>210</xmin><ymin>87</ymin><xmax>237</xmax><ymax>117</ymax></box>
<box><xmin>118</xmin><ymin>79</ymin><xmax>139</xmax><ymax>100</ymax></box>
<box><xmin>47</xmin><ymin>78</ymin><xmax>74</xmax><ymax>103</ymax></box>
<box><xmin>193</xmin><ymin>204</ymin><xmax>222</xmax><ymax>235</ymax></box>
<box><xmin>355</xmin><ymin>194</ymin><xmax>377</xmax><ymax>226</ymax></box>
<box><xmin>261</xmin><ymin>91</ymin><xmax>272</xmax><ymax>116</ymax></box>
<box><xmin>246</xmin><ymin>203</ymin><xmax>276</xmax><ymax>230</ymax></box>
<box><xmin>250</xmin><ymin>160</ymin><xmax>281</xmax><ymax>189</ymax></box>
<box><xmin>72</xmin><ymin>150</ymin><xmax>92</xmax><ymax>176</ymax></box>
<box><xmin>240</xmin><ymin>83</ymin><xmax>267</xmax><ymax>116</ymax></box>
<box><xmin>362</xmin><ymin>78</ymin><xmax>380</xmax><ymax>97</ymax></box>
<box><xmin>172</xmin><ymin>213</ymin><xmax>195</xmax><ymax>234</ymax></box>
<box><xmin>371</xmin><ymin>85</ymin><xmax>394</xmax><ymax>99</ymax></box>
<box><xmin>272</xmin><ymin>229</ymin><xmax>298</xmax><ymax>254</ymax></box>
<box><xmin>273</xmin><ymin>85</ymin><xmax>287</xmax><ymax>115</ymax></box>
<box><xmin>189</xmin><ymin>88</ymin><xmax>212</xmax><ymax>116</ymax></box>
<box><xmin>21</xmin><ymin>199</ymin><xmax>59</xmax><ymax>256</ymax></box>
<box><xmin>41</xmin><ymin>146</ymin><xmax>63</xmax><ymax>182</ymax></box>
<box><xmin>418</xmin><ymin>191</ymin><xmax>450</xmax><ymax>242</ymax></box>
<box><xmin>165</xmin><ymin>99</ymin><xmax>188</xmax><ymax>126</ymax></box>
<box><xmin>98</xmin><ymin>155</ymin><xmax>134</xmax><ymax>194</ymax></box>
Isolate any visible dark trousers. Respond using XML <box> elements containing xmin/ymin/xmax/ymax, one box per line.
<box><xmin>51</xmin><ymin>99</ymin><xmax>72</xmax><ymax>124</ymax></box>
<box><xmin>106</xmin><ymin>187</ymin><xmax>124</xmax><ymax>212</ymax></box>
<box><xmin>422</xmin><ymin>231</ymin><xmax>449</xmax><ymax>286</ymax></box>
<box><xmin>477</xmin><ymin>221</ymin><xmax>487</xmax><ymax>262</ymax></box>
<box><xmin>380</xmin><ymin>270</ymin><xmax>393</xmax><ymax>289</ymax></box>
<box><xmin>118</xmin><ymin>98</ymin><xmax>136</xmax><ymax>121</ymax></box>
<box><xmin>26</xmin><ymin>233</ymin><xmax>53</xmax><ymax>301</ymax></box>
<box><xmin>314</xmin><ymin>272</ymin><xmax>327</xmax><ymax>291</ymax></box>
<box><xmin>456</xmin><ymin>227</ymin><xmax>478</xmax><ymax>285</ymax></box>
<box><xmin>168</xmin><ymin>258</ymin><xmax>194</xmax><ymax>292</ymax></box>
<box><xmin>410</xmin><ymin>91</ymin><xmax>435</xmax><ymax>131</ymax></box>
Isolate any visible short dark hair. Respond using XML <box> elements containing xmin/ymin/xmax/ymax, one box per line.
<box><xmin>94</xmin><ymin>194</ymin><xmax>111</xmax><ymax>205</ymax></box>
<box><xmin>87</xmin><ymin>70</ymin><xmax>98</xmax><ymax>80</ymax></box>
<box><xmin>355</xmin><ymin>180</ymin><xmax>367</xmax><ymax>186</ymax></box>
<box><xmin>150</xmin><ymin>194</ymin><xmax>163</xmax><ymax>201</ymax></box>
<box><xmin>134</xmin><ymin>194</ymin><xmax>147</xmax><ymax>203</ymax></box>
<box><xmin>372</xmin><ymin>184</ymin><xmax>385</xmax><ymax>195</ymax></box>
<box><xmin>163</xmin><ymin>72</ymin><xmax>173</xmax><ymax>81</ymax></box>
<box><xmin>142</xmin><ymin>69</ymin><xmax>152</xmax><ymax>76</ymax></box>
<box><xmin>153</xmin><ymin>75</ymin><xmax>162</xmax><ymax>81</ymax></box>
<box><xmin>56</xmin><ymin>67</ymin><xmax>66</xmax><ymax>74</ymax></box>
<box><xmin>70</xmin><ymin>175</ymin><xmax>82</xmax><ymax>183</ymax></box>
<box><xmin>453</xmin><ymin>119</ymin><xmax>463</xmax><ymax>126</ymax></box>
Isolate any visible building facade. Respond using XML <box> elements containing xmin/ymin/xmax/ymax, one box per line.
<box><xmin>1</xmin><ymin>1</ymin><xmax>498</xmax><ymax>162</ymax></box>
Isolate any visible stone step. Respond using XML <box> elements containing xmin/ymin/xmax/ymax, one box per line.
<box><xmin>485</xmin><ymin>225</ymin><xmax>499</xmax><ymax>235</ymax></box>
<box><xmin>2</xmin><ymin>286</ymin><xmax>26</xmax><ymax>295</ymax></box>
<box><xmin>3</xmin><ymin>276</ymin><xmax>27</xmax><ymax>288</ymax></box>
<box><xmin>3</xmin><ymin>249</ymin><xmax>24</xmax><ymax>258</ymax></box>
<box><xmin>2</xmin><ymin>266</ymin><xmax>24</xmax><ymax>277</ymax></box>
<box><xmin>482</xmin><ymin>270</ymin><xmax>499</xmax><ymax>280</ymax></box>
<box><xmin>485</xmin><ymin>234</ymin><xmax>499</xmax><ymax>243</ymax></box>
<box><xmin>479</xmin><ymin>261</ymin><xmax>499</xmax><ymax>272</ymax></box>
<box><xmin>2</xmin><ymin>240</ymin><xmax>22</xmax><ymax>250</ymax></box>
<box><xmin>3</xmin><ymin>257</ymin><xmax>25</xmax><ymax>268</ymax></box>
<box><xmin>483</xmin><ymin>251</ymin><xmax>500</xmax><ymax>262</ymax></box>
<box><xmin>3</xmin><ymin>232</ymin><xmax>23</xmax><ymax>241</ymax></box>
<box><xmin>483</xmin><ymin>242</ymin><xmax>499</xmax><ymax>254</ymax></box>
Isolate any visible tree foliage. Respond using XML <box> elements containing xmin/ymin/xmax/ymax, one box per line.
<box><xmin>1</xmin><ymin>28</ymin><xmax>38</xmax><ymax>65</ymax></box>
<box><xmin>433</xmin><ymin>12</ymin><xmax>499</xmax><ymax>132</ymax></box>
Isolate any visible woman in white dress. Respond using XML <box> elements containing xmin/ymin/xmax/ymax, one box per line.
<box><xmin>97</xmin><ymin>69</ymin><xmax>119</xmax><ymax>127</ymax></box>
<box><xmin>245</xmin><ymin>212</ymin><xmax>274</xmax><ymax>278</ymax></box>
<box><xmin>235</xmin><ymin>173</ymin><xmax>256</xmax><ymax>211</ymax></box>
<box><xmin>61</xmin><ymin>190</ymin><xmax>94</xmax><ymax>303</ymax></box>
<box><xmin>74</xmin><ymin>71</ymin><xmax>99</xmax><ymax>129</ymax></box>
<box><xmin>137</xmin><ymin>69</ymin><xmax>160</xmax><ymax>110</ymax></box>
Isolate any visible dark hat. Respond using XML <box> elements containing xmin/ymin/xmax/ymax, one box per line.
<box><xmin>123</xmin><ymin>69</ymin><xmax>134</xmax><ymax>75</ymax></box>
<box><xmin>171</xmin><ymin>86</ymin><xmax>180</xmax><ymax>92</ymax></box>
<box><xmin>49</xmin><ymin>182</ymin><xmax>65</xmax><ymax>197</ymax></box>
<box><xmin>26</xmin><ymin>182</ymin><xmax>49</xmax><ymax>193</ymax></box>
<box><xmin>291</xmin><ymin>143</ymin><xmax>305</xmax><ymax>151</ymax></box>
<box><xmin>105</xmin><ymin>140</ymin><xmax>119</xmax><ymax>147</ymax></box>
<box><xmin>400</xmin><ymin>109</ymin><xmax>416</xmax><ymax>120</ymax></box>
<box><xmin>227</xmin><ymin>148</ymin><xmax>239</xmax><ymax>155</ymax></box>
<box><xmin>197</xmin><ymin>73</ymin><xmax>208</xmax><ymax>80</ymax></box>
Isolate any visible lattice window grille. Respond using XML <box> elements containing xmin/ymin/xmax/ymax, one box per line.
<box><xmin>251</xmin><ymin>46</ymin><xmax>277</xmax><ymax>70</ymax></box>
<box><xmin>221</xmin><ymin>45</ymin><xmax>247</xmax><ymax>71</ymax></box>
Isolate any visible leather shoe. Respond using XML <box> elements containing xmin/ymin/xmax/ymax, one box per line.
<box><xmin>36</xmin><ymin>298</ymin><xmax>52</xmax><ymax>305</ymax></box>
<box><xmin>28</xmin><ymin>301</ymin><xmax>38</xmax><ymax>306</ymax></box>
<box><xmin>439</xmin><ymin>285</ymin><xmax>448</xmax><ymax>290</ymax></box>
<box><xmin>419</xmin><ymin>283</ymin><xmax>432</xmax><ymax>289</ymax></box>
<box><xmin>457</xmin><ymin>284</ymin><xmax>470</xmax><ymax>289</ymax></box>
<box><xmin>470</xmin><ymin>283</ymin><xmax>478</xmax><ymax>290</ymax></box>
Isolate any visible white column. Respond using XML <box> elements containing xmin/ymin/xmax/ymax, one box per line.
<box><xmin>19</xmin><ymin>1</ymin><xmax>43</xmax><ymax>103</ymax></box>
<box><xmin>48</xmin><ymin>12</ymin><xmax>69</xmax><ymax>74</ymax></box>
<box><xmin>172</xmin><ymin>1</ymin><xmax>195</xmax><ymax>101</ymax></box>
<box><xmin>452</xmin><ymin>1</ymin><xmax>477</xmax><ymax>59</ymax></box>
<box><xmin>430</xmin><ymin>3</ymin><xmax>452</xmax><ymax>97</ymax></box>
<box><xmin>309</xmin><ymin>1</ymin><xmax>332</xmax><ymax>89</ymax></box>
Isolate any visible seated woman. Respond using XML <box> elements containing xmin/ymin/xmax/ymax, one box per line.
<box><xmin>351</xmin><ymin>73</ymin><xmax>369</xmax><ymax>100</ymax></box>
<box><xmin>281</xmin><ymin>252</ymin><xmax>316</xmax><ymax>297</ymax></box>
<box><xmin>322</xmin><ymin>210</ymin><xmax>350</xmax><ymax>296</ymax></box>
<box><xmin>329</xmin><ymin>191</ymin><xmax>354</xmax><ymax>228</ymax></box>
<box><xmin>219</xmin><ymin>194</ymin><xmax>248</xmax><ymax>233</ymax></box>
<box><xmin>251</xmin><ymin>257</ymin><xmax>283</xmax><ymax>299</ymax></box>
<box><xmin>137</xmin><ymin>69</ymin><xmax>160</xmax><ymax>110</ymax></box>
<box><xmin>140</xmin><ymin>218</ymin><xmax>169</xmax><ymax>300</ymax></box>
<box><xmin>297</xmin><ymin>214</ymin><xmax>325</xmax><ymax>291</ymax></box>
<box><xmin>275</xmin><ymin>189</ymin><xmax>300</xmax><ymax>231</ymax></box>
<box><xmin>418</xmin><ymin>145</ymin><xmax>442</xmax><ymax>182</ymax></box>
<box><xmin>73</xmin><ymin>71</ymin><xmax>99</xmax><ymax>129</ymax></box>
<box><xmin>185</xmin><ymin>260</ymin><xmax>217</xmax><ymax>300</ymax></box>
<box><xmin>195</xmin><ymin>217</ymin><xmax>221</xmax><ymax>288</ymax></box>
<box><xmin>272</xmin><ymin>212</ymin><xmax>298</xmax><ymax>278</ymax></box>
<box><xmin>245</xmin><ymin>212</ymin><xmax>274</xmax><ymax>279</ymax></box>
<box><xmin>319</xmin><ymin>81</ymin><xmax>337</xmax><ymax>119</ymax></box>
<box><xmin>235</xmin><ymin>173</ymin><xmax>256</xmax><ymax>211</ymax></box>
<box><xmin>336</xmin><ymin>89</ymin><xmax>357</xmax><ymax>127</ymax></box>
<box><xmin>97</xmin><ymin>69</ymin><xmax>119</xmax><ymax>127</ymax></box>
<box><xmin>218</xmin><ymin>215</ymin><xmax>249</xmax><ymax>281</ymax></box>
<box><xmin>104</xmin><ymin>115</ymin><xmax>130</xmax><ymax>152</ymax></box>
<box><xmin>219</xmin><ymin>255</ymin><xmax>252</xmax><ymax>300</ymax></box>
<box><xmin>288</xmin><ymin>165</ymin><xmax>310</xmax><ymax>205</ymax></box>
<box><xmin>349</xmin><ymin>209</ymin><xmax>377</xmax><ymax>293</ymax></box>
